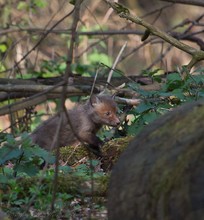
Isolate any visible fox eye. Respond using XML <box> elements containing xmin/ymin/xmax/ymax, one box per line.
<box><xmin>105</xmin><ymin>111</ymin><xmax>111</xmax><ymax>116</ymax></box>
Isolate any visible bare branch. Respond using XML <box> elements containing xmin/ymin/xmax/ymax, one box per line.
<box><xmin>0</xmin><ymin>28</ymin><xmax>144</xmax><ymax>36</ymax></box>
<box><xmin>0</xmin><ymin>84</ymin><xmax>93</xmax><ymax>94</ymax></box>
<box><xmin>160</xmin><ymin>0</ymin><xmax>204</xmax><ymax>7</ymax></box>
<box><xmin>105</xmin><ymin>0</ymin><xmax>204</xmax><ymax>70</ymax></box>
<box><xmin>114</xmin><ymin>96</ymin><xmax>141</xmax><ymax>106</ymax></box>
<box><xmin>171</xmin><ymin>31</ymin><xmax>204</xmax><ymax>51</ymax></box>
<box><xmin>50</xmin><ymin>0</ymin><xmax>83</xmax><ymax>215</ymax></box>
<box><xmin>147</xmin><ymin>45</ymin><xmax>173</xmax><ymax>70</ymax></box>
<box><xmin>0</xmin><ymin>82</ymin><xmax>64</xmax><ymax>116</ymax></box>
<box><xmin>0</xmin><ymin>7</ymin><xmax>75</xmax><ymax>74</ymax></box>
<box><xmin>107</xmin><ymin>41</ymin><xmax>127</xmax><ymax>85</ymax></box>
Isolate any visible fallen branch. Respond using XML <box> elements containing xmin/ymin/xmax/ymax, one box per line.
<box><xmin>0</xmin><ymin>75</ymin><xmax>154</xmax><ymax>86</ymax></box>
<box><xmin>0</xmin><ymin>84</ymin><xmax>91</xmax><ymax>94</ymax></box>
<box><xmin>0</xmin><ymin>89</ymin><xmax>142</xmax><ymax>116</ymax></box>
<box><xmin>160</xmin><ymin>0</ymin><xmax>204</xmax><ymax>7</ymax></box>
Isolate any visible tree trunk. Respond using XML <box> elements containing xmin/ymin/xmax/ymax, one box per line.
<box><xmin>108</xmin><ymin>99</ymin><xmax>204</xmax><ymax>220</ymax></box>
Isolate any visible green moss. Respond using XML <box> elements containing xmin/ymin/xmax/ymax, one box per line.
<box><xmin>59</xmin><ymin>136</ymin><xmax>133</xmax><ymax>169</ymax></box>
<box><xmin>59</xmin><ymin>145</ymin><xmax>88</xmax><ymax>165</ymax></box>
<box><xmin>150</xmin><ymin>105</ymin><xmax>204</xmax><ymax>142</ymax></box>
<box><xmin>149</xmin><ymin>133</ymin><xmax>203</xmax><ymax>219</ymax></box>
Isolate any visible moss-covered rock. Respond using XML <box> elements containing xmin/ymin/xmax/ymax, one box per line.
<box><xmin>108</xmin><ymin>99</ymin><xmax>204</xmax><ymax>220</ymax></box>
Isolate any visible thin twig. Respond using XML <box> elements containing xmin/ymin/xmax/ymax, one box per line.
<box><xmin>49</xmin><ymin>114</ymin><xmax>63</xmax><ymax>212</ymax></box>
<box><xmin>0</xmin><ymin>8</ymin><xmax>75</xmax><ymax>74</ymax></box>
<box><xmin>90</xmin><ymin>67</ymin><xmax>100</xmax><ymax>97</ymax></box>
<box><xmin>146</xmin><ymin>45</ymin><xmax>172</xmax><ymax>70</ymax></box>
<box><xmin>107</xmin><ymin>41</ymin><xmax>127</xmax><ymax>85</ymax></box>
<box><xmin>50</xmin><ymin>0</ymin><xmax>83</xmax><ymax>216</ymax></box>
<box><xmin>160</xmin><ymin>0</ymin><xmax>204</xmax><ymax>7</ymax></box>
<box><xmin>105</xmin><ymin>0</ymin><xmax>204</xmax><ymax>70</ymax></box>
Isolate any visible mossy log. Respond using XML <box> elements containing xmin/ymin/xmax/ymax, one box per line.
<box><xmin>108</xmin><ymin>99</ymin><xmax>204</xmax><ymax>220</ymax></box>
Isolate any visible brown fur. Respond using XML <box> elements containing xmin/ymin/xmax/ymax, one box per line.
<box><xmin>30</xmin><ymin>95</ymin><xmax>120</xmax><ymax>155</ymax></box>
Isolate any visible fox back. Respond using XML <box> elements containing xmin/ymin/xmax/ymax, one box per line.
<box><xmin>30</xmin><ymin>95</ymin><xmax>120</xmax><ymax>152</ymax></box>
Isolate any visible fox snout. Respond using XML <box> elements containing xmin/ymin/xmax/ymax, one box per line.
<box><xmin>111</xmin><ymin>117</ymin><xmax>120</xmax><ymax>127</ymax></box>
<box><xmin>106</xmin><ymin>115</ymin><xmax>120</xmax><ymax>127</ymax></box>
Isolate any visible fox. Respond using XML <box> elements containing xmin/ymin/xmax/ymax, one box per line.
<box><xmin>30</xmin><ymin>95</ymin><xmax>120</xmax><ymax>156</ymax></box>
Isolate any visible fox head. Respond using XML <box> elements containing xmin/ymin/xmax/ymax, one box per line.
<box><xmin>90</xmin><ymin>95</ymin><xmax>120</xmax><ymax>127</ymax></box>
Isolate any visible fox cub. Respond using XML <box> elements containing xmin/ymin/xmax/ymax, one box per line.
<box><xmin>30</xmin><ymin>95</ymin><xmax>120</xmax><ymax>156</ymax></box>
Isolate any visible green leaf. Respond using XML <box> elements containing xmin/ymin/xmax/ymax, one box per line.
<box><xmin>126</xmin><ymin>123</ymin><xmax>143</xmax><ymax>136</ymax></box>
<box><xmin>141</xmin><ymin>68</ymin><xmax>161</xmax><ymax>77</ymax></box>
<box><xmin>59</xmin><ymin>166</ymin><xmax>72</xmax><ymax>173</ymax></box>
<box><xmin>189</xmin><ymin>75</ymin><xmax>204</xmax><ymax>84</ymax></box>
<box><xmin>0</xmin><ymin>147</ymin><xmax>23</xmax><ymax>165</ymax></box>
<box><xmin>143</xmin><ymin>112</ymin><xmax>158</xmax><ymax>124</ymax></box>
<box><xmin>90</xmin><ymin>159</ymin><xmax>100</xmax><ymax>167</ymax></box>
<box><xmin>74</xmin><ymin>164</ymin><xmax>89</xmax><ymax>176</ymax></box>
<box><xmin>33</xmin><ymin>0</ymin><xmax>47</xmax><ymax>8</ymax></box>
<box><xmin>21</xmin><ymin>133</ymin><xmax>33</xmax><ymax>147</ymax></box>
<box><xmin>58</xmin><ymin>62</ymin><xmax>66</xmax><ymax>71</ymax></box>
<box><xmin>0</xmin><ymin>174</ymin><xmax>9</xmax><ymax>183</ymax></box>
<box><xmin>17</xmin><ymin>1</ymin><xmax>28</xmax><ymax>10</ymax></box>
<box><xmin>127</xmin><ymin>82</ymin><xmax>140</xmax><ymax>91</ymax></box>
<box><xmin>153</xmin><ymin>75</ymin><xmax>162</xmax><ymax>83</ymax></box>
<box><xmin>88</xmin><ymin>52</ymin><xmax>111</xmax><ymax>66</ymax></box>
<box><xmin>198</xmin><ymin>90</ymin><xmax>204</xmax><ymax>97</ymax></box>
<box><xmin>171</xmin><ymin>89</ymin><xmax>185</xmax><ymax>99</ymax></box>
<box><xmin>159</xmin><ymin>91</ymin><xmax>172</xmax><ymax>97</ymax></box>
<box><xmin>14</xmin><ymin>162</ymin><xmax>39</xmax><ymax>176</ymax></box>
<box><xmin>136</xmin><ymin>103</ymin><xmax>154</xmax><ymax>114</ymax></box>
<box><xmin>0</xmin><ymin>44</ymin><xmax>7</xmax><ymax>53</ymax></box>
<box><xmin>166</xmin><ymin>73</ymin><xmax>182</xmax><ymax>81</ymax></box>
<box><xmin>166</xmin><ymin>73</ymin><xmax>183</xmax><ymax>90</ymax></box>
<box><xmin>31</xmin><ymin>146</ymin><xmax>55</xmax><ymax>163</ymax></box>
<box><xmin>69</xmin><ymin>0</ymin><xmax>76</xmax><ymax>5</ymax></box>
<box><xmin>5</xmin><ymin>134</ymin><xmax>16</xmax><ymax>145</ymax></box>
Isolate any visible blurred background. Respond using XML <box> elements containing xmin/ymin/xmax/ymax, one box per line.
<box><xmin>0</xmin><ymin>0</ymin><xmax>203</xmax><ymax>75</ymax></box>
<box><xmin>0</xmin><ymin>0</ymin><xmax>203</xmax><ymax>130</ymax></box>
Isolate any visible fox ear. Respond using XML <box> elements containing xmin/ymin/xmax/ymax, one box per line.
<box><xmin>90</xmin><ymin>95</ymin><xmax>101</xmax><ymax>107</ymax></box>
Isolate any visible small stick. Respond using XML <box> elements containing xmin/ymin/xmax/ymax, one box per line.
<box><xmin>106</xmin><ymin>41</ymin><xmax>127</xmax><ymax>85</ymax></box>
<box><xmin>90</xmin><ymin>67</ymin><xmax>100</xmax><ymax>97</ymax></box>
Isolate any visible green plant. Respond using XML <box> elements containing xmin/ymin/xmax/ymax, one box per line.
<box><xmin>0</xmin><ymin>133</ymin><xmax>55</xmax><ymax>179</ymax></box>
<box><xmin>17</xmin><ymin>0</ymin><xmax>47</xmax><ymax>11</ymax></box>
<box><xmin>122</xmin><ymin>68</ymin><xmax>204</xmax><ymax>136</ymax></box>
<box><xmin>0</xmin><ymin>157</ymin><xmax>106</xmax><ymax>219</ymax></box>
<box><xmin>0</xmin><ymin>130</ymin><xmax>104</xmax><ymax>217</ymax></box>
